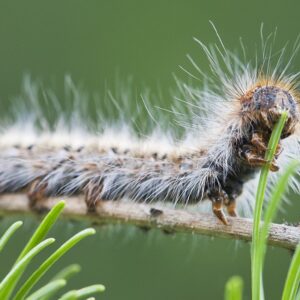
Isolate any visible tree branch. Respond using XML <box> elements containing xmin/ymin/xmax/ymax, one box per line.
<box><xmin>0</xmin><ymin>193</ymin><xmax>299</xmax><ymax>250</ymax></box>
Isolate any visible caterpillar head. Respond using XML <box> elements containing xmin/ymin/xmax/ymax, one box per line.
<box><xmin>240</xmin><ymin>85</ymin><xmax>299</xmax><ymax>138</ymax></box>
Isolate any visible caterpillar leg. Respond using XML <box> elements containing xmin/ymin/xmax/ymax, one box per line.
<box><xmin>222</xmin><ymin>179</ymin><xmax>243</xmax><ymax>218</ymax></box>
<box><xmin>242</xmin><ymin>130</ymin><xmax>280</xmax><ymax>172</ymax></box>
<box><xmin>281</xmin><ymin>115</ymin><xmax>296</xmax><ymax>138</ymax></box>
<box><xmin>260</xmin><ymin>110</ymin><xmax>295</xmax><ymax>138</ymax></box>
<box><xmin>251</xmin><ymin>132</ymin><xmax>268</xmax><ymax>151</ymax></box>
<box><xmin>208</xmin><ymin>190</ymin><xmax>229</xmax><ymax>225</ymax></box>
<box><xmin>27</xmin><ymin>179</ymin><xmax>48</xmax><ymax>213</ymax></box>
<box><xmin>251</xmin><ymin>132</ymin><xmax>282</xmax><ymax>157</ymax></box>
<box><xmin>225</xmin><ymin>198</ymin><xmax>238</xmax><ymax>217</ymax></box>
<box><xmin>243</xmin><ymin>148</ymin><xmax>279</xmax><ymax>172</ymax></box>
<box><xmin>212</xmin><ymin>202</ymin><xmax>228</xmax><ymax>225</ymax></box>
<box><xmin>84</xmin><ymin>181</ymin><xmax>103</xmax><ymax>213</ymax></box>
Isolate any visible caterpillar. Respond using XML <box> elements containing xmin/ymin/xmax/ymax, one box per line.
<box><xmin>0</xmin><ymin>28</ymin><xmax>299</xmax><ymax>225</ymax></box>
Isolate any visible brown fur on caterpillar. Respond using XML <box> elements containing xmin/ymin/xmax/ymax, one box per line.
<box><xmin>0</xmin><ymin>31</ymin><xmax>300</xmax><ymax>225</ymax></box>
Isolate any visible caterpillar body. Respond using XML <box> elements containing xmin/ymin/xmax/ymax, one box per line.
<box><xmin>0</xmin><ymin>30</ymin><xmax>300</xmax><ymax>225</ymax></box>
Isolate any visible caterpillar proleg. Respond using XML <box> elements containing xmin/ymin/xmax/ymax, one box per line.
<box><xmin>0</xmin><ymin>29</ymin><xmax>299</xmax><ymax>225</ymax></box>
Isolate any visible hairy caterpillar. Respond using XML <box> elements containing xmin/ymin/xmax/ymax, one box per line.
<box><xmin>0</xmin><ymin>28</ymin><xmax>299</xmax><ymax>225</ymax></box>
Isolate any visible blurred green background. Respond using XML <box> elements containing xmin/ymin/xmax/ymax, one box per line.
<box><xmin>0</xmin><ymin>0</ymin><xmax>299</xmax><ymax>299</ymax></box>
